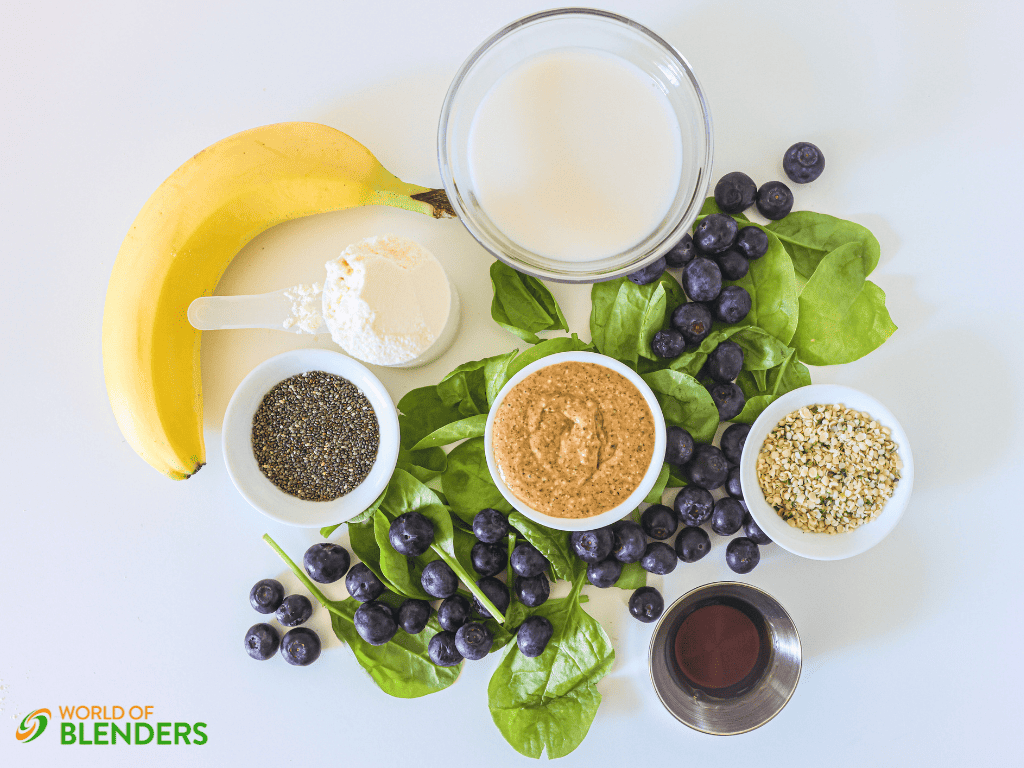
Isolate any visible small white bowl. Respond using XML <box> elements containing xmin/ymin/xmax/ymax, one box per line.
<box><xmin>484</xmin><ymin>351</ymin><xmax>666</xmax><ymax>532</ymax></box>
<box><xmin>740</xmin><ymin>385</ymin><xmax>914</xmax><ymax>560</ymax></box>
<box><xmin>222</xmin><ymin>349</ymin><xmax>399</xmax><ymax>528</ymax></box>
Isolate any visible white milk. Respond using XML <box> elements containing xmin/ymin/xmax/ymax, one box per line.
<box><xmin>468</xmin><ymin>47</ymin><xmax>682</xmax><ymax>262</ymax></box>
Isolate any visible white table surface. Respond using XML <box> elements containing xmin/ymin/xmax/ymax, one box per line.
<box><xmin>2</xmin><ymin>1</ymin><xmax>1022</xmax><ymax>765</ymax></box>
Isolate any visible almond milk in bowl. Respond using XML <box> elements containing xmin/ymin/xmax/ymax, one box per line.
<box><xmin>439</xmin><ymin>8</ymin><xmax>713</xmax><ymax>283</ymax></box>
<box><xmin>484</xmin><ymin>351</ymin><xmax>667</xmax><ymax>532</ymax></box>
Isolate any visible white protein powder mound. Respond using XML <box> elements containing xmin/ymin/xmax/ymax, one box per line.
<box><xmin>322</xmin><ymin>234</ymin><xmax>452</xmax><ymax>365</ymax></box>
<box><xmin>282</xmin><ymin>282</ymin><xmax>323</xmax><ymax>333</ymax></box>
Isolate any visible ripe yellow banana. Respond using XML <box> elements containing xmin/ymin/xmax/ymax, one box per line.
<box><xmin>102</xmin><ymin>122</ymin><xmax>453</xmax><ymax>479</ymax></box>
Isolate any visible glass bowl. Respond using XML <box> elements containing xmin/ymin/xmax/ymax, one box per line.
<box><xmin>438</xmin><ymin>8</ymin><xmax>713</xmax><ymax>283</ymax></box>
<box><xmin>649</xmin><ymin>582</ymin><xmax>802</xmax><ymax>735</ymax></box>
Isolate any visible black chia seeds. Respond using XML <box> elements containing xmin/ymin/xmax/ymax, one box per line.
<box><xmin>251</xmin><ymin>370</ymin><xmax>379</xmax><ymax>502</ymax></box>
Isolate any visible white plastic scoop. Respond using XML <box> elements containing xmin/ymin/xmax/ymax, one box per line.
<box><xmin>188</xmin><ymin>288</ymin><xmax>328</xmax><ymax>334</ymax></box>
<box><xmin>186</xmin><ymin>285</ymin><xmax>461</xmax><ymax>368</ymax></box>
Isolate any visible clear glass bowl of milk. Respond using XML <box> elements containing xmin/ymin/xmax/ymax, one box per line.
<box><xmin>439</xmin><ymin>8</ymin><xmax>713</xmax><ymax>283</ymax></box>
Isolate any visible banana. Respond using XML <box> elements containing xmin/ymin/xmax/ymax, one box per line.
<box><xmin>102</xmin><ymin>122</ymin><xmax>453</xmax><ymax>479</ymax></box>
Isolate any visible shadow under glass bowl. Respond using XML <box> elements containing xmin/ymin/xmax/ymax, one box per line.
<box><xmin>438</xmin><ymin>7</ymin><xmax>713</xmax><ymax>283</ymax></box>
<box><xmin>649</xmin><ymin>582</ymin><xmax>801</xmax><ymax>735</ymax></box>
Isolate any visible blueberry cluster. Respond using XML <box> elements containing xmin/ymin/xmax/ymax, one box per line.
<box><xmin>244</xmin><ymin>542</ymin><xmax>351</xmax><ymax>666</ymax></box>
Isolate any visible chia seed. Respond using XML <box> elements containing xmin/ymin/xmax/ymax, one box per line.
<box><xmin>251</xmin><ymin>370</ymin><xmax>379</xmax><ymax>502</ymax></box>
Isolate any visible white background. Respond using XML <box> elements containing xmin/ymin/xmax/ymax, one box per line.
<box><xmin>2</xmin><ymin>0</ymin><xmax>1022</xmax><ymax>765</ymax></box>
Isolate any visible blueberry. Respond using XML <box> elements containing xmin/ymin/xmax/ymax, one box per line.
<box><xmin>345</xmin><ymin>562</ymin><xmax>385</xmax><ymax>602</ymax></box>
<box><xmin>783</xmin><ymin>141</ymin><xmax>825</xmax><ymax>184</ymax></box>
<box><xmin>715</xmin><ymin>249</ymin><xmax>749</xmax><ymax>281</ymax></box>
<box><xmin>686</xmin><ymin>445</ymin><xmax>729</xmax><ymax>490</ymax></box>
<box><xmin>421</xmin><ymin>559</ymin><xmax>458</xmax><ymax>598</ymax></box>
<box><xmin>735</xmin><ymin>226</ymin><xmax>769</xmax><ymax>260</ymax></box>
<box><xmin>518</xmin><ymin>616</ymin><xmax>555</xmax><ymax>658</ymax></box>
<box><xmin>693</xmin><ymin>213</ymin><xmax>739</xmax><ymax>254</ymax></box>
<box><xmin>628</xmin><ymin>256</ymin><xmax>667</xmax><ymax>285</ymax></box>
<box><xmin>389</xmin><ymin>512</ymin><xmax>434</xmax><ymax>557</ymax></box>
<box><xmin>514</xmin><ymin>573</ymin><xmax>550</xmax><ymax>607</ymax></box>
<box><xmin>428</xmin><ymin>631</ymin><xmax>463</xmax><ymax>666</ymax></box>
<box><xmin>354</xmin><ymin>601</ymin><xmax>398</xmax><ymax>645</ymax></box>
<box><xmin>275</xmin><ymin>594</ymin><xmax>313</xmax><ymax>627</ymax></box>
<box><xmin>675</xmin><ymin>527</ymin><xmax>711</xmax><ymax>563</ymax></box>
<box><xmin>629</xmin><ymin>587</ymin><xmax>664</xmax><ymax>623</ymax></box>
<box><xmin>706</xmin><ymin>341</ymin><xmax>744</xmax><ymax>383</ymax></box>
<box><xmin>511</xmin><ymin>543</ymin><xmax>548</xmax><ymax>578</ymax></box>
<box><xmin>471</xmin><ymin>541</ymin><xmax>507</xmax><ymax>577</ymax></box>
<box><xmin>472</xmin><ymin>508</ymin><xmax>509</xmax><ymax>544</ymax></box>
<box><xmin>249</xmin><ymin>578</ymin><xmax>285</xmax><ymax>614</ymax></box>
<box><xmin>713</xmin><ymin>285</ymin><xmax>752</xmax><ymax>325</ymax></box>
<box><xmin>303</xmin><ymin>543</ymin><xmax>351</xmax><ymax>584</ymax></box>
<box><xmin>640</xmin><ymin>541</ymin><xmax>677</xmax><ymax>575</ymax></box>
<box><xmin>665</xmin><ymin>426</ymin><xmax>695</xmax><ymax>466</ymax></box>
<box><xmin>708</xmin><ymin>382</ymin><xmax>746</xmax><ymax>420</ymax></box>
<box><xmin>472</xmin><ymin>576</ymin><xmax>510</xmax><ymax>619</ymax></box>
<box><xmin>682</xmin><ymin>257</ymin><xmax>723</xmax><ymax>303</ymax></box>
<box><xmin>756</xmin><ymin>181</ymin><xmax>794</xmax><ymax>220</ymax></box>
<box><xmin>674</xmin><ymin>486</ymin><xmax>715</xmax><ymax>526</ymax></box>
<box><xmin>651</xmin><ymin>328</ymin><xmax>687</xmax><ymax>359</ymax></box>
<box><xmin>570</xmin><ymin>528</ymin><xmax>614</xmax><ymax>563</ymax></box>
<box><xmin>711</xmin><ymin>498</ymin><xmax>746</xmax><ymax>535</ymax></box>
<box><xmin>664</xmin><ymin>234</ymin><xmax>696</xmax><ymax>268</ymax></box>
<box><xmin>437</xmin><ymin>595</ymin><xmax>471</xmax><ymax>631</ymax></box>
<box><xmin>641</xmin><ymin>504</ymin><xmax>678</xmax><ymax>540</ymax></box>
<box><xmin>720</xmin><ymin>423</ymin><xmax>751</xmax><ymax>465</ymax></box>
<box><xmin>726</xmin><ymin>537</ymin><xmax>761</xmax><ymax>574</ymax></box>
<box><xmin>671</xmin><ymin>302</ymin><xmax>713</xmax><ymax>344</ymax></box>
<box><xmin>397</xmin><ymin>599</ymin><xmax>432</xmax><ymax>634</ymax></box>
<box><xmin>281</xmin><ymin>627</ymin><xmax>321</xmax><ymax>666</ymax></box>
<box><xmin>611</xmin><ymin>520</ymin><xmax>647</xmax><ymax>563</ymax></box>
<box><xmin>244</xmin><ymin>623</ymin><xmax>280</xmax><ymax>661</ymax></box>
<box><xmin>714</xmin><ymin>171</ymin><xmax>757</xmax><ymax>214</ymax></box>
<box><xmin>726</xmin><ymin>466</ymin><xmax>744</xmax><ymax>499</ymax></box>
<box><xmin>743</xmin><ymin>513</ymin><xmax>773</xmax><ymax>545</ymax></box>
<box><xmin>587</xmin><ymin>558</ymin><xmax>623</xmax><ymax>588</ymax></box>
<box><xmin>455</xmin><ymin>621</ymin><xmax>494</xmax><ymax>660</ymax></box>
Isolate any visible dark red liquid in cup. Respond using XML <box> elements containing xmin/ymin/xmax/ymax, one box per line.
<box><xmin>671</xmin><ymin>600</ymin><xmax>769</xmax><ymax>696</ymax></box>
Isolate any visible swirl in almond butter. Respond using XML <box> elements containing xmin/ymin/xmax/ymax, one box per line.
<box><xmin>491</xmin><ymin>362</ymin><xmax>655</xmax><ymax>518</ymax></box>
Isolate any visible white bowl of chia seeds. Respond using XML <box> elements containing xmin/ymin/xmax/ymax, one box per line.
<box><xmin>740</xmin><ymin>384</ymin><xmax>914</xmax><ymax>561</ymax></box>
<box><xmin>222</xmin><ymin>349</ymin><xmax>399</xmax><ymax>528</ymax></box>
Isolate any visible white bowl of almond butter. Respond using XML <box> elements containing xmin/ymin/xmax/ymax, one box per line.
<box><xmin>740</xmin><ymin>385</ymin><xmax>914</xmax><ymax>560</ymax></box>
<box><xmin>484</xmin><ymin>351</ymin><xmax>666</xmax><ymax>532</ymax></box>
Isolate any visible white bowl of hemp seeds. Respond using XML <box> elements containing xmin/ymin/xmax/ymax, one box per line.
<box><xmin>740</xmin><ymin>385</ymin><xmax>914</xmax><ymax>561</ymax></box>
<box><xmin>222</xmin><ymin>349</ymin><xmax>399</xmax><ymax>528</ymax></box>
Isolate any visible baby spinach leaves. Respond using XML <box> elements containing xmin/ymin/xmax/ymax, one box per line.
<box><xmin>767</xmin><ymin>211</ymin><xmax>880</xmax><ymax>279</ymax></box>
<box><xmin>502</xmin><ymin>334</ymin><xmax>593</xmax><ymax>381</ymax></box>
<box><xmin>441</xmin><ymin>437</ymin><xmax>512</xmax><ymax>523</ymax></box>
<box><xmin>643</xmin><ymin>464</ymin><xmax>670</xmax><ymax>504</ymax></box>
<box><xmin>488</xmin><ymin>572</ymin><xmax>615</xmax><ymax>759</ymax></box>
<box><xmin>733</xmin><ymin>347</ymin><xmax>812</xmax><ymax>424</ymax></box>
<box><xmin>640</xmin><ymin>369</ymin><xmax>720</xmax><ymax>443</ymax></box>
<box><xmin>410</xmin><ymin>414</ymin><xmax>488</xmax><ymax>451</ymax></box>
<box><xmin>508</xmin><ymin>510</ymin><xmax>575</xmax><ymax>582</ymax></box>
<box><xmin>591</xmin><ymin>274</ymin><xmax>685</xmax><ymax>366</ymax></box>
<box><xmin>789</xmin><ymin>243</ymin><xmax>897</xmax><ymax>365</ymax></box>
<box><xmin>724</xmin><ymin>227</ymin><xmax>800</xmax><ymax>344</ymax></box>
<box><xmin>490</xmin><ymin>261</ymin><xmax>569</xmax><ymax>343</ymax></box>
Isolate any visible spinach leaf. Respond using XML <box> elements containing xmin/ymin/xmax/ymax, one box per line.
<box><xmin>490</xmin><ymin>261</ymin><xmax>568</xmax><ymax>343</ymax></box>
<box><xmin>733</xmin><ymin>348</ymin><xmax>812</xmax><ymax>424</ymax></box>
<box><xmin>615</xmin><ymin>560</ymin><xmax>647</xmax><ymax>590</ymax></box>
<box><xmin>508</xmin><ymin>510</ymin><xmax>575</xmax><ymax>582</ymax></box>
<box><xmin>488</xmin><ymin>573</ymin><xmax>614</xmax><ymax>759</ymax></box>
<box><xmin>590</xmin><ymin>275</ymin><xmax>686</xmax><ymax>366</ymax></box>
<box><xmin>372</xmin><ymin>511</ymin><xmax>431</xmax><ymax>599</ymax></box>
<box><xmin>320</xmin><ymin>487</ymin><xmax>386</xmax><ymax>537</ymax></box>
<box><xmin>347</xmin><ymin>515</ymin><xmax>393</xmax><ymax>590</ymax></box>
<box><xmin>767</xmin><ymin>211</ymin><xmax>881</xmax><ymax>279</ymax></box>
<box><xmin>437</xmin><ymin>360</ymin><xmax>489</xmax><ymax>417</ymax></box>
<box><xmin>666</xmin><ymin>464</ymin><xmax>688</xmax><ymax>488</ymax></box>
<box><xmin>441</xmin><ymin>437</ymin><xmax>512</xmax><ymax>523</ymax></box>
<box><xmin>396</xmin><ymin>444</ymin><xmax>447</xmax><ymax>483</ymax></box>
<box><xmin>397</xmin><ymin>386</ymin><xmax>463</xmax><ymax>450</ymax></box>
<box><xmin>725</xmin><ymin>227</ymin><xmax>800</xmax><ymax>344</ymax></box>
<box><xmin>484</xmin><ymin>350</ymin><xmax>520</xmax><ymax>405</ymax></box>
<box><xmin>410</xmin><ymin>414</ymin><xmax>488</xmax><ymax>450</ymax></box>
<box><xmin>640</xmin><ymin>369</ymin><xmax>720</xmax><ymax>443</ymax></box>
<box><xmin>502</xmin><ymin>334</ymin><xmax>593</xmax><ymax>383</ymax></box>
<box><xmin>264</xmin><ymin>535</ymin><xmax>460</xmax><ymax>698</ymax></box>
<box><xmin>643</xmin><ymin>464</ymin><xmax>670</xmax><ymax>504</ymax></box>
<box><xmin>790</xmin><ymin>243</ymin><xmax>897</xmax><ymax>365</ymax></box>
<box><xmin>669</xmin><ymin>325</ymin><xmax>791</xmax><ymax>377</ymax></box>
